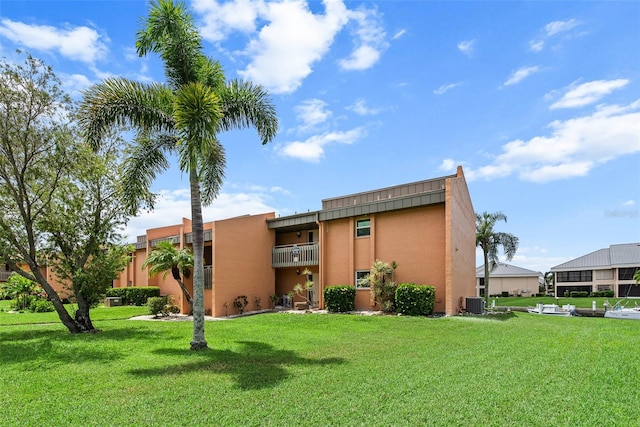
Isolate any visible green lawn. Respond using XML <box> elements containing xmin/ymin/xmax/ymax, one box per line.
<box><xmin>492</xmin><ymin>296</ymin><xmax>635</xmax><ymax>309</ymax></box>
<box><xmin>0</xmin><ymin>299</ymin><xmax>148</xmax><ymax>325</ymax></box>
<box><xmin>1</xmin><ymin>310</ymin><xmax>638</xmax><ymax>426</ymax></box>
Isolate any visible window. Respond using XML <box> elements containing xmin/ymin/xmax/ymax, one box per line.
<box><xmin>556</xmin><ymin>270</ymin><xmax>592</xmax><ymax>282</ymax></box>
<box><xmin>355</xmin><ymin>270</ymin><xmax>370</xmax><ymax>288</ymax></box>
<box><xmin>356</xmin><ymin>219</ymin><xmax>370</xmax><ymax>237</ymax></box>
<box><xmin>596</xmin><ymin>269</ymin><xmax>614</xmax><ymax>280</ymax></box>
<box><xmin>597</xmin><ymin>285</ymin><xmax>612</xmax><ymax>291</ymax></box>
<box><xmin>619</xmin><ymin>267</ymin><xmax>639</xmax><ymax>281</ymax></box>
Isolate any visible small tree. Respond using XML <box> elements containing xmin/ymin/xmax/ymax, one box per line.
<box><xmin>293</xmin><ymin>268</ymin><xmax>314</xmax><ymax>307</ymax></box>
<box><xmin>142</xmin><ymin>241</ymin><xmax>194</xmax><ymax>313</ymax></box>
<box><xmin>363</xmin><ymin>260</ymin><xmax>398</xmax><ymax>313</ymax></box>
<box><xmin>1</xmin><ymin>274</ymin><xmax>38</xmax><ymax>311</ymax></box>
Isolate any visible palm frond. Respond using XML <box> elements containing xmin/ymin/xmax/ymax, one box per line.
<box><xmin>198</xmin><ymin>141</ymin><xmax>226</xmax><ymax>206</ymax></box>
<box><xmin>218</xmin><ymin>79</ymin><xmax>279</xmax><ymax>145</ymax></box>
<box><xmin>79</xmin><ymin>78</ymin><xmax>174</xmax><ymax>150</ymax></box>
<box><xmin>136</xmin><ymin>0</ymin><xmax>204</xmax><ymax>88</ymax></box>
<box><xmin>120</xmin><ymin>133</ymin><xmax>173</xmax><ymax>214</ymax></box>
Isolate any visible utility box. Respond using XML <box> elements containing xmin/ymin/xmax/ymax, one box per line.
<box><xmin>466</xmin><ymin>297</ymin><xmax>484</xmax><ymax>314</ymax></box>
<box><xmin>104</xmin><ymin>297</ymin><xmax>122</xmax><ymax>307</ymax></box>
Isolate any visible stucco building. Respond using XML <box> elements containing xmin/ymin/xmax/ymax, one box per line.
<box><xmin>476</xmin><ymin>263</ymin><xmax>543</xmax><ymax>297</ymax></box>
<box><xmin>550</xmin><ymin>243</ymin><xmax>640</xmax><ymax>297</ymax></box>
<box><xmin>114</xmin><ymin>166</ymin><xmax>476</xmax><ymax>316</ymax></box>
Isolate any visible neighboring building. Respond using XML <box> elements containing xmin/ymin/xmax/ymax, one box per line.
<box><xmin>476</xmin><ymin>263</ymin><xmax>543</xmax><ymax>297</ymax></box>
<box><xmin>551</xmin><ymin>243</ymin><xmax>640</xmax><ymax>297</ymax></box>
<box><xmin>114</xmin><ymin>166</ymin><xmax>476</xmax><ymax>316</ymax></box>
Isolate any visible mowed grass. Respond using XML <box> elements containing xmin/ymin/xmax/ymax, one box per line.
<box><xmin>494</xmin><ymin>296</ymin><xmax>637</xmax><ymax>309</ymax></box>
<box><xmin>1</xmin><ymin>310</ymin><xmax>639</xmax><ymax>426</ymax></box>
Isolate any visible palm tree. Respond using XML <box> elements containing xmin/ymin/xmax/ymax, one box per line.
<box><xmin>79</xmin><ymin>0</ymin><xmax>278</xmax><ymax>350</ymax></box>
<box><xmin>142</xmin><ymin>241</ymin><xmax>194</xmax><ymax>313</ymax></box>
<box><xmin>476</xmin><ymin>211</ymin><xmax>519</xmax><ymax>305</ymax></box>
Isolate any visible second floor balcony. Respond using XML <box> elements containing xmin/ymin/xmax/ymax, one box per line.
<box><xmin>272</xmin><ymin>243</ymin><xmax>319</xmax><ymax>268</ymax></box>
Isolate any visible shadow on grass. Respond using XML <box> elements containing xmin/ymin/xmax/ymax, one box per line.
<box><xmin>0</xmin><ymin>325</ymin><xmax>165</xmax><ymax>366</ymax></box>
<box><xmin>128</xmin><ymin>340</ymin><xmax>345</xmax><ymax>390</ymax></box>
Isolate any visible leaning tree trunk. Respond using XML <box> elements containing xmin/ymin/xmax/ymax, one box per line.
<box><xmin>189</xmin><ymin>172</ymin><xmax>208</xmax><ymax>350</ymax></box>
<box><xmin>31</xmin><ymin>268</ymin><xmax>91</xmax><ymax>333</ymax></box>
<box><xmin>171</xmin><ymin>267</ymin><xmax>194</xmax><ymax>314</ymax></box>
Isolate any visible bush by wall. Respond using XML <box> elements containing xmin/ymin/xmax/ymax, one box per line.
<box><xmin>395</xmin><ymin>283</ymin><xmax>435</xmax><ymax>316</ymax></box>
<box><xmin>569</xmin><ymin>291</ymin><xmax>589</xmax><ymax>298</ymax></box>
<box><xmin>324</xmin><ymin>285</ymin><xmax>355</xmax><ymax>313</ymax></box>
<box><xmin>147</xmin><ymin>296</ymin><xmax>180</xmax><ymax>317</ymax></box>
<box><xmin>590</xmin><ymin>290</ymin><xmax>614</xmax><ymax>297</ymax></box>
<box><xmin>106</xmin><ymin>287</ymin><xmax>161</xmax><ymax>306</ymax></box>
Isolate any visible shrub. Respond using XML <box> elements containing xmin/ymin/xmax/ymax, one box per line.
<box><xmin>106</xmin><ymin>287</ymin><xmax>160</xmax><ymax>306</ymax></box>
<box><xmin>395</xmin><ymin>284</ymin><xmax>435</xmax><ymax>316</ymax></box>
<box><xmin>147</xmin><ymin>296</ymin><xmax>180</xmax><ymax>317</ymax></box>
<box><xmin>591</xmin><ymin>290</ymin><xmax>614</xmax><ymax>297</ymax></box>
<box><xmin>29</xmin><ymin>299</ymin><xmax>55</xmax><ymax>313</ymax></box>
<box><xmin>324</xmin><ymin>285</ymin><xmax>356</xmax><ymax>313</ymax></box>
<box><xmin>501</xmin><ymin>291</ymin><xmax>509</xmax><ymax>297</ymax></box>
<box><xmin>233</xmin><ymin>295</ymin><xmax>249</xmax><ymax>314</ymax></box>
<box><xmin>570</xmin><ymin>291</ymin><xmax>589</xmax><ymax>298</ymax></box>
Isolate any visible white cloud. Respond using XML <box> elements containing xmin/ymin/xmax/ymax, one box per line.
<box><xmin>346</xmin><ymin>99</ymin><xmax>383</xmax><ymax>115</ymax></box>
<box><xmin>294</xmin><ymin>99</ymin><xmax>332</xmax><ymax>131</ymax></box>
<box><xmin>622</xmin><ymin>200</ymin><xmax>635</xmax><ymax>207</ymax></box>
<box><xmin>60</xmin><ymin>73</ymin><xmax>93</xmax><ymax>98</ymax></box>
<box><xmin>438</xmin><ymin>159</ymin><xmax>457</xmax><ymax>172</ymax></box>
<box><xmin>457</xmin><ymin>39</ymin><xmax>476</xmax><ymax>56</ymax></box>
<box><xmin>195</xmin><ymin>1</ymin><xmax>387</xmax><ymax>94</ymax></box>
<box><xmin>434</xmin><ymin>82</ymin><xmax>462</xmax><ymax>95</ymax></box>
<box><xmin>545</xmin><ymin>18</ymin><xmax>579</xmax><ymax>36</ymax></box>
<box><xmin>235</xmin><ymin>0</ymin><xmax>350</xmax><ymax>93</ymax></box>
<box><xmin>464</xmin><ymin>100</ymin><xmax>640</xmax><ymax>183</ymax></box>
<box><xmin>0</xmin><ymin>18</ymin><xmax>108</xmax><ymax>64</ymax></box>
<box><xmin>122</xmin><ymin>188</ymin><xmax>278</xmax><ymax>240</ymax></box>
<box><xmin>529</xmin><ymin>40</ymin><xmax>544</xmax><ymax>52</ymax></box>
<box><xmin>550</xmin><ymin>79</ymin><xmax>630</xmax><ymax>109</ymax></box>
<box><xmin>392</xmin><ymin>29</ymin><xmax>406</xmax><ymax>40</ymax></box>
<box><xmin>529</xmin><ymin>18</ymin><xmax>579</xmax><ymax>52</ymax></box>
<box><xmin>193</xmin><ymin>0</ymin><xmax>262</xmax><ymax>41</ymax></box>
<box><xmin>339</xmin><ymin>6</ymin><xmax>388</xmax><ymax>71</ymax></box>
<box><xmin>503</xmin><ymin>66</ymin><xmax>541</xmax><ymax>86</ymax></box>
<box><xmin>279</xmin><ymin>127</ymin><xmax>365</xmax><ymax>162</ymax></box>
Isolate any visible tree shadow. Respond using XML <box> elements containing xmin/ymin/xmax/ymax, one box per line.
<box><xmin>128</xmin><ymin>340</ymin><xmax>345</xmax><ymax>390</ymax></box>
<box><xmin>0</xmin><ymin>325</ymin><xmax>163</xmax><ymax>365</ymax></box>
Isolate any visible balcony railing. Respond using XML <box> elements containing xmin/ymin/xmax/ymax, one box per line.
<box><xmin>272</xmin><ymin>243</ymin><xmax>319</xmax><ymax>268</ymax></box>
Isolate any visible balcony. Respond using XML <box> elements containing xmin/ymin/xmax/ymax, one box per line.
<box><xmin>272</xmin><ymin>243</ymin><xmax>319</xmax><ymax>268</ymax></box>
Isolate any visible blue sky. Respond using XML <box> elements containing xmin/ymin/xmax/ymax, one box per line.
<box><xmin>1</xmin><ymin>0</ymin><xmax>639</xmax><ymax>273</ymax></box>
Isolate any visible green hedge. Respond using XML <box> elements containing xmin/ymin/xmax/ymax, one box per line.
<box><xmin>395</xmin><ymin>283</ymin><xmax>435</xmax><ymax>316</ymax></box>
<box><xmin>106</xmin><ymin>287</ymin><xmax>161</xmax><ymax>306</ymax></box>
<box><xmin>590</xmin><ymin>290</ymin><xmax>614</xmax><ymax>297</ymax></box>
<box><xmin>324</xmin><ymin>285</ymin><xmax>355</xmax><ymax>313</ymax></box>
<box><xmin>569</xmin><ymin>291</ymin><xmax>589</xmax><ymax>298</ymax></box>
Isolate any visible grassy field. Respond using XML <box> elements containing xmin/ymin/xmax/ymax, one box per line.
<box><xmin>1</xmin><ymin>308</ymin><xmax>639</xmax><ymax>426</ymax></box>
<box><xmin>492</xmin><ymin>295</ymin><xmax>637</xmax><ymax>309</ymax></box>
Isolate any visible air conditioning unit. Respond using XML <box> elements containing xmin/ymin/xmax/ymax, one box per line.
<box><xmin>466</xmin><ymin>297</ymin><xmax>484</xmax><ymax>314</ymax></box>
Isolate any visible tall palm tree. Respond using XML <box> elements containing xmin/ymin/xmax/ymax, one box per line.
<box><xmin>476</xmin><ymin>211</ymin><xmax>519</xmax><ymax>305</ymax></box>
<box><xmin>142</xmin><ymin>241</ymin><xmax>194</xmax><ymax>313</ymax></box>
<box><xmin>79</xmin><ymin>0</ymin><xmax>278</xmax><ymax>350</ymax></box>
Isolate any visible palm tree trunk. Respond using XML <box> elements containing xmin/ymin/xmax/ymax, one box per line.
<box><xmin>189</xmin><ymin>170</ymin><xmax>208</xmax><ymax>350</ymax></box>
<box><xmin>483</xmin><ymin>249</ymin><xmax>490</xmax><ymax>306</ymax></box>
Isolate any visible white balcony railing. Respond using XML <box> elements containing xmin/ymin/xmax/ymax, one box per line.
<box><xmin>272</xmin><ymin>243</ymin><xmax>319</xmax><ymax>268</ymax></box>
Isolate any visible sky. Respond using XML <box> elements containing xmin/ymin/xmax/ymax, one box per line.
<box><xmin>1</xmin><ymin>0</ymin><xmax>639</xmax><ymax>273</ymax></box>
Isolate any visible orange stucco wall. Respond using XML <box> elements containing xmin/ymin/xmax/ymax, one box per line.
<box><xmin>320</xmin><ymin>204</ymin><xmax>448</xmax><ymax>312</ymax></box>
<box><xmin>211</xmin><ymin>213</ymin><xmax>275</xmax><ymax>317</ymax></box>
